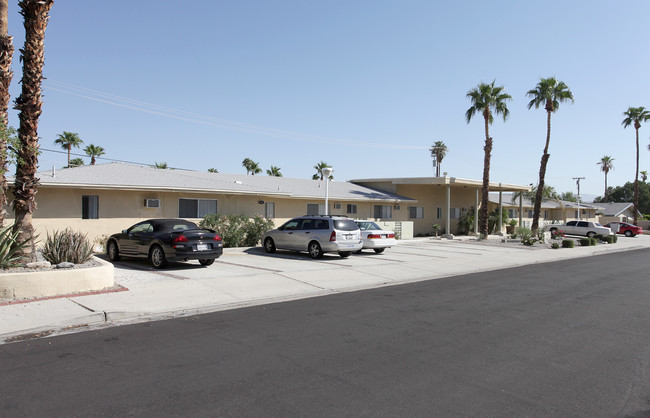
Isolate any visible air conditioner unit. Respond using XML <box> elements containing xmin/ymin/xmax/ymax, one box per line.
<box><xmin>394</xmin><ymin>205</ymin><xmax>401</xmax><ymax>210</ymax></box>
<box><xmin>144</xmin><ymin>198</ymin><xmax>160</xmax><ymax>208</ymax></box>
<box><xmin>333</xmin><ymin>203</ymin><xmax>342</xmax><ymax>209</ymax></box>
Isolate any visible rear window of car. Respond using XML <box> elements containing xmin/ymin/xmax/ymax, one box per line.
<box><xmin>159</xmin><ymin>220</ymin><xmax>199</xmax><ymax>231</ymax></box>
<box><xmin>334</xmin><ymin>219</ymin><xmax>359</xmax><ymax>231</ymax></box>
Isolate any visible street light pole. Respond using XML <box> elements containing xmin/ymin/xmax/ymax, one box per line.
<box><xmin>322</xmin><ymin>167</ymin><xmax>333</xmax><ymax>215</ymax></box>
<box><xmin>573</xmin><ymin>176</ymin><xmax>585</xmax><ymax>220</ymax></box>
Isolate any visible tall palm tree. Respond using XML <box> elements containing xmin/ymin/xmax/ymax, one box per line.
<box><xmin>13</xmin><ymin>0</ymin><xmax>54</xmax><ymax>260</ymax></box>
<box><xmin>83</xmin><ymin>144</ymin><xmax>105</xmax><ymax>165</ymax></box>
<box><xmin>312</xmin><ymin>161</ymin><xmax>333</xmax><ymax>180</ymax></box>
<box><xmin>429</xmin><ymin>141</ymin><xmax>448</xmax><ymax>177</ymax></box>
<box><xmin>526</xmin><ymin>77</ymin><xmax>574</xmax><ymax>233</ymax></box>
<box><xmin>267</xmin><ymin>165</ymin><xmax>282</xmax><ymax>177</ymax></box>
<box><xmin>641</xmin><ymin>170</ymin><xmax>648</xmax><ymax>182</ymax></box>
<box><xmin>0</xmin><ymin>0</ymin><xmax>14</xmax><ymax>228</ymax></box>
<box><xmin>54</xmin><ymin>131</ymin><xmax>83</xmax><ymax>166</ymax></box>
<box><xmin>465</xmin><ymin>81</ymin><xmax>512</xmax><ymax>238</ymax></box>
<box><xmin>249</xmin><ymin>161</ymin><xmax>262</xmax><ymax>175</ymax></box>
<box><xmin>622</xmin><ymin>106</ymin><xmax>650</xmax><ymax>225</ymax></box>
<box><xmin>242</xmin><ymin>157</ymin><xmax>253</xmax><ymax>175</ymax></box>
<box><xmin>597</xmin><ymin>156</ymin><xmax>614</xmax><ymax>202</ymax></box>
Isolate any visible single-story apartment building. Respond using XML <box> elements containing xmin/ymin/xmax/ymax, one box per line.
<box><xmin>5</xmin><ymin>163</ymin><xmax>532</xmax><ymax>242</ymax></box>
<box><xmin>595</xmin><ymin>202</ymin><xmax>642</xmax><ymax>224</ymax></box>
<box><xmin>487</xmin><ymin>193</ymin><xmax>602</xmax><ymax>229</ymax></box>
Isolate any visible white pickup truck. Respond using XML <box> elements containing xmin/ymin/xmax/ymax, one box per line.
<box><xmin>548</xmin><ymin>221</ymin><xmax>612</xmax><ymax>238</ymax></box>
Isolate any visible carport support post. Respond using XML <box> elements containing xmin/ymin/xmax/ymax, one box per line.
<box><xmin>519</xmin><ymin>192</ymin><xmax>523</xmax><ymax>229</ymax></box>
<box><xmin>497</xmin><ymin>185</ymin><xmax>504</xmax><ymax>236</ymax></box>
<box><xmin>443</xmin><ymin>184</ymin><xmax>454</xmax><ymax>239</ymax></box>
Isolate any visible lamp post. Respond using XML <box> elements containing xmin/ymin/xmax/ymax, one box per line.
<box><xmin>322</xmin><ymin>167</ymin><xmax>333</xmax><ymax>215</ymax></box>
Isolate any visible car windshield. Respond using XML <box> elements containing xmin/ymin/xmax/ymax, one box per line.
<box><xmin>356</xmin><ymin>221</ymin><xmax>382</xmax><ymax>231</ymax></box>
<box><xmin>334</xmin><ymin>219</ymin><xmax>359</xmax><ymax>231</ymax></box>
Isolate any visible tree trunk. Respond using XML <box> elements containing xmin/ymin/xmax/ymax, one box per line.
<box><xmin>479</xmin><ymin>113</ymin><xmax>492</xmax><ymax>238</ymax></box>
<box><xmin>604</xmin><ymin>170</ymin><xmax>608</xmax><ymax>202</ymax></box>
<box><xmin>0</xmin><ymin>0</ymin><xmax>13</xmax><ymax>227</ymax></box>
<box><xmin>531</xmin><ymin>109</ymin><xmax>553</xmax><ymax>234</ymax></box>
<box><xmin>12</xmin><ymin>0</ymin><xmax>54</xmax><ymax>260</ymax></box>
<box><xmin>634</xmin><ymin>124</ymin><xmax>640</xmax><ymax>225</ymax></box>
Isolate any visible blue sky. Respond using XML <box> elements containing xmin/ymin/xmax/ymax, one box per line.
<box><xmin>5</xmin><ymin>0</ymin><xmax>650</xmax><ymax>199</ymax></box>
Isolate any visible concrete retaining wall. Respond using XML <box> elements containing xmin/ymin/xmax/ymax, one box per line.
<box><xmin>0</xmin><ymin>256</ymin><xmax>114</xmax><ymax>300</ymax></box>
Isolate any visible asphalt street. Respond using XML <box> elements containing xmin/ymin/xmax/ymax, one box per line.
<box><xmin>2</xmin><ymin>248</ymin><xmax>650</xmax><ymax>417</ymax></box>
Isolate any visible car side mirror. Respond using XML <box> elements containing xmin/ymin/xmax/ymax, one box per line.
<box><xmin>122</xmin><ymin>229</ymin><xmax>128</xmax><ymax>234</ymax></box>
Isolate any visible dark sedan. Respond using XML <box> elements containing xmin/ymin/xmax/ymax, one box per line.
<box><xmin>106</xmin><ymin>219</ymin><xmax>223</xmax><ymax>268</ymax></box>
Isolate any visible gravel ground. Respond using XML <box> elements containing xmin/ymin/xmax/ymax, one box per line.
<box><xmin>0</xmin><ymin>252</ymin><xmax>103</xmax><ymax>274</ymax></box>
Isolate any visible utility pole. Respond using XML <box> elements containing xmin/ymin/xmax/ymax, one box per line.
<box><xmin>573</xmin><ymin>177</ymin><xmax>585</xmax><ymax>220</ymax></box>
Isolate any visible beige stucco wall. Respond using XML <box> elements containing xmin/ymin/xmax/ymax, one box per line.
<box><xmin>4</xmin><ymin>187</ymin><xmax>414</xmax><ymax>244</ymax></box>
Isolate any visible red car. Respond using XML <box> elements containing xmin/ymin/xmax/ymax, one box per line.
<box><xmin>604</xmin><ymin>221</ymin><xmax>643</xmax><ymax>237</ymax></box>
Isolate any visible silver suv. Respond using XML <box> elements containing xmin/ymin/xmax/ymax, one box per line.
<box><xmin>262</xmin><ymin>215</ymin><xmax>363</xmax><ymax>259</ymax></box>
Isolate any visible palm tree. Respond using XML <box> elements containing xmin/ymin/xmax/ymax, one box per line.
<box><xmin>54</xmin><ymin>131</ymin><xmax>83</xmax><ymax>166</ymax></box>
<box><xmin>465</xmin><ymin>81</ymin><xmax>512</xmax><ymax>238</ymax></box>
<box><xmin>622</xmin><ymin>106</ymin><xmax>650</xmax><ymax>225</ymax></box>
<box><xmin>312</xmin><ymin>161</ymin><xmax>333</xmax><ymax>180</ymax></box>
<box><xmin>208</xmin><ymin>168</ymin><xmax>218</xmax><ymax>173</ymax></box>
<box><xmin>597</xmin><ymin>156</ymin><xmax>615</xmax><ymax>202</ymax></box>
<box><xmin>13</xmin><ymin>0</ymin><xmax>54</xmax><ymax>260</ymax></box>
<box><xmin>267</xmin><ymin>165</ymin><xmax>282</xmax><ymax>177</ymax></box>
<box><xmin>511</xmin><ymin>184</ymin><xmax>559</xmax><ymax>206</ymax></box>
<box><xmin>0</xmin><ymin>0</ymin><xmax>14</xmax><ymax>228</ymax></box>
<box><xmin>68</xmin><ymin>157</ymin><xmax>84</xmax><ymax>167</ymax></box>
<box><xmin>83</xmin><ymin>144</ymin><xmax>104</xmax><ymax>165</ymax></box>
<box><xmin>641</xmin><ymin>170</ymin><xmax>648</xmax><ymax>182</ymax></box>
<box><xmin>242</xmin><ymin>157</ymin><xmax>253</xmax><ymax>175</ymax></box>
<box><xmin>526</xmin><ymin>77</ymin><xmax>574</xmax><ymax>233</ymax></box>
<box><xmin>249</xmin><ymin>161</ymin><xmax>262</xmax><ymax>175</ymax></box>
<box><xmin>154</xmin><ymin>161</ymin><xmax>168</xmax><ymax>169</ymax></box>
<box><xmin>429</xmin><ymin>141</ymin><xmax>447</xmax><ymax>177</ymax></box>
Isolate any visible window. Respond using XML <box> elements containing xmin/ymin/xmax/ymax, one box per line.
<box><xmin>265</xmin><ymin>202</ymin><xmax>275</xmax><ymax>218</ymax></box>
<box><xmin>450</xmin><ymin>208</ymin><xmax>460</xmax><ymax>219</ymax></box>
<box><xmin>508</xmin><ymin>209</ymin><xmax>517</xmax><ymax>218</ymax></box>
<box><xmin>409</xmin><ymin>206</ymin><xmax>424</xmax><ymax>219</ymax></box>
<box><xmin>374</xmin><ymin>205</ymin><xmax>392</xmax><ymax>219</ymax></box>
<box><xmin>82</xmin><ymin>195</ymin><xmax>99</xmax><ymax>219</ymax></box>
<box><xmin>436</xmin><ymin>207</ymin><xmax>442</xmax><ymax>219</ymax></box>
<box><xmin>179</xmin><ymin>198</ymin><xmax>217</xmax><ymax>218</ymax></box>
<box><xmin>543</xmin><ymin>210</ymin><xmax>549</xmax><ymax>219</ymax></box>
<box><xmin>346</xmin><ymin>204</ymin><xmax>357</xmax><ymax>214</ymax></box>
<box><xmin>526</xmin><ymin>210</ymin><xmax>534</xmax><ymax>218</ymax></box>
<box><xmin>307</xmin><ymin>203</ymin><xmax>325</xmax><ymax>215</ymax></box>
<box><xmin>574</xmin><ymin>210</ymin><xmax>579</xmax><ymax>218</ymax></box>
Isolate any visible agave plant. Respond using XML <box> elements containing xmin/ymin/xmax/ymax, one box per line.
<box><xmin>41</xmin><ymin>228</ymin><xmax>93</xmax><ymax>264</ymax></box>
<box><xmin>0</xmin><ymin>224</ymin><xmax>31</xmax><ymax>268</ymax></box>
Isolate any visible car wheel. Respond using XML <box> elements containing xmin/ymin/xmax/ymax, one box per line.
<box><xmin>549</xmin><ymin>227</ymin><xmax>558</xmax><ymax>233</ymax></box>
<box><xmin>308</xmin><ymin>241</ymin><xmax>323</xmax><ymax>259</ymax></box>
<box><xmin>624</xmin><ymin>230</ymin><xmax>633</xmax><ymax>237</ymax></box>
<box><xmin>339</xmin><ymin>251</ymin><xmax>351</xmax><ymax>258</ymax></box>
<box><xmin>586</xmin><ymin>232</ymin><xmax>595</xmax><ymax>238</ymax></box>
<box><xmin>199</xmin><ymin>259</ymin><xmax>215</xmax><ymax>266</ymax></box>
<box><xmin>150</xmin><ymin>245</ymin><xmax>168</xmax><ymax>269</ymax></box>
<box><xmin>264</xmin><ymin>237</ymin><xmax>276</xmax><ymax>253</ymax></box>
<box><xmin>107</xmin><ymin>240</ymin><xmax>120</xmax><ymax>261</ymax></box>
<box><xmin>374</xmin><ymin>248</ymin><xmax>385</xmax><ymax>254</ymax></box>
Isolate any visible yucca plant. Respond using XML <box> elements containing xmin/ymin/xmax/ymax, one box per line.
<box><xmin>42</xmin><ymin>228</ymin><xmax>93</xmax><ymax>264</ymax></box>
<box><xmin>0</xmin><ymin>224</ymin><xmax>31</xmax><ymax>268</ymax></box>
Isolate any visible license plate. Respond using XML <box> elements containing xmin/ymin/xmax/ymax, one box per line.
<box><xmin>345</xmin><ymin>234</ymin><xmax>352</xmax><ymax>239</ymax></box>
<box><xmin>347</xmin><ymin>244</ymin><xmax>355</xmax><ymax>247</ymax></box>
<box><xmin>196</xmin><ymin>244</ymin><xmax>209</xmax><ymax>251</ymax></box>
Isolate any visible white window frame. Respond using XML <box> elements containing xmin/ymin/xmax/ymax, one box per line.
<box><xmin>265</xmin><ymin>202</ymin><xmax>275</xmax><ymax>219</ymax></box>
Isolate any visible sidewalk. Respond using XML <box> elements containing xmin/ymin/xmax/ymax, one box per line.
<box><xmin>2</xmin><ymin>235</ymin><xmax>649</xmax><ymax>343</ymax></box>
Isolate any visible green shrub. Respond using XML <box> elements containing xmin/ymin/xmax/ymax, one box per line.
<box><xmin>562</xmin><ymin>239</ymin><xmax>575</xmax><ymax>248</ymax></box>
<box><xmin>551</xmin><ymin>242</ymin><xmax>560</xmax><ymax>249</ymax></box>
<box><xmin>601</xmin><ymin>235</ymin><xmax>615</xmax><ymax>244</ymax></box>
<box><xmin>0</xmin><ymin>224</ymin><xmax>32</xmax><ymax>268</ymax></box>
<box><xmin>589</xmin><ymin>237</ymin><xmax>597</xmax><ymax>246</ymax></box>
<box><xmin>516</xmin><ymin>227</ymin><xmax>536</xmax><ymax>246</ymax></box>
<box><xmin>611</xmin><ymin>234</ymin><xmax>618</xmax><ymax>243</ymax></box>
<box><xmin>42</xmin><ymin>228</ymin><xmax>94</xmax><ymax>264</ymax></box>
<box><xmin>579</xmin><ymin>238</ymin><xmax>591</xmax><ymax>246</ymax></box>
<box><xmin>200</xmin><ymin>214</ymin><xmax>275</xmax><ymax>248</ymax></box>
<box><xmin>594</xmin><ymin>234</ymin><xmax>603</xmax><ymax>241</ymax></box>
